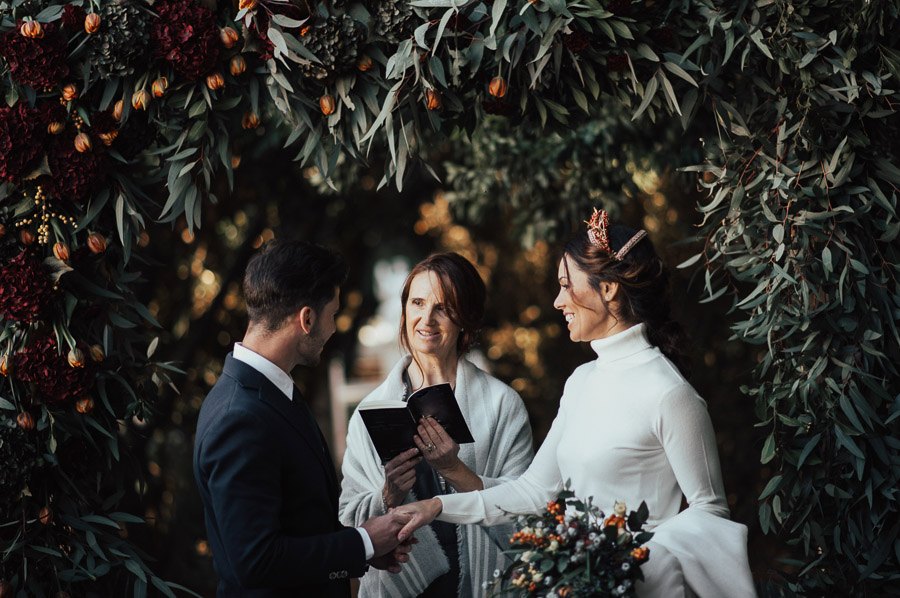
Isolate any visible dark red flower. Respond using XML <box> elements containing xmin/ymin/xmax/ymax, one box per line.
<box><xmin>151</xmin><ymin>0</ymin><xmax>221</xmax><ymax>80</ymax></box>
<box><xmin>563</xmin><ymin>30</ymin><xmax>591</xmax><ymax>54</ymax></box>
<box><xmin>13</xmin><ymin>335</ymin><xmax>94</xmax><ymax>404</ymax></box>
<box><xmin>91</xmin><ymin>110</ymin><xmax>117</xmax><ymax>135</ymax></box>
<box><xmin>61</xmin><ymin>4</ymin><xmax>87</xmax><ymax>30</ymax></box>
<box><xmin>47</xmin><ymin>132</ymin><xmax>108</xmax><ymax>203</ymax></box>
<box><xmin>0</xmin><ymin>103</ymin><xmax>45</xmax><ymax>182</ymax></box>
<box><xmin>37</xmin><ymin>101</ymin><xmax>68</xmax><ymax>130</ymax></box>
<box><xmin>0</xmin><ymin>21</ymin><xmax>69</xmax><ymax>89</ymax></box>
<box><xmin>0</xmin><ymin>251</ymin><xmax>55</xmax><ymax>324</ymax></box>
<box><xmin>606</xmin><ymin>53</ymin><xmax>629</xmax><ymax>73</ymax></box>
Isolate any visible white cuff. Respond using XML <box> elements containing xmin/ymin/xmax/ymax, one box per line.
<box><xmin>356</xmin><ymin>527</ymin><xmax>375</xmax><ymax>560</ymax></box>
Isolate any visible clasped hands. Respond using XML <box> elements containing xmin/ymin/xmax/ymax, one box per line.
<box><xmin>366</xmin><ymin>416</ymin><xmax>459</xmax><ymax>572</ymax></box>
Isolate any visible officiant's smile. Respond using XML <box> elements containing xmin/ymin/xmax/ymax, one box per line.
<box><xmin>403</xmin><ymin>270</ymin><xmax>461</xmax><ymax>382</ymax></box>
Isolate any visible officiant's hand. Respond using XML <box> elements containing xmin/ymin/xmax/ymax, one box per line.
<box><xmin>395</xmin><ymin>498</ymin><xmax>443</xmax><ymax>542</ymax></box>
<box><xmin>367</xmin><ymin>537</ymin><xmax>418</xmax><ymax>573</ymax></box>
<box><xmin>382</xmin><ymin>448</ymin><xmax>421</xmax><ymax>509</ymax></box>
<box><xmin>414</xmin><ymin>416</ymin><xmax>460</xmax><ymax>472</ymax></box>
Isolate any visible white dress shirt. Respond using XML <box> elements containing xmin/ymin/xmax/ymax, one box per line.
<box><xmin>232</xmin><ymin>343</ymin><xmax>375</xmax><ymax>560</ymax></box>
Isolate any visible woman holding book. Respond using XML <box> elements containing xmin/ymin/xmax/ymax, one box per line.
<box><xmin>392</xmin><ymin>212</ymin><xmax>755</xmax><ymax>598</ymax></box>
<box><xmin>339</xmin><ymin>252</ymin><xmax>534</xmax><ymax>597</ymax></box>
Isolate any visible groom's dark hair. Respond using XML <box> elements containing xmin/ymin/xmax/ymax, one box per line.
<box><xmin>243</xmin><ymin>239</ymin><xmax>348</xmax><ymax>331</ymax></box>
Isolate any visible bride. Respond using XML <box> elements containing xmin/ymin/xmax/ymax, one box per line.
<box><xmin>394</xmin><ymin>210</ymin><xmax>755</xmax><ymax>597</ymax></box>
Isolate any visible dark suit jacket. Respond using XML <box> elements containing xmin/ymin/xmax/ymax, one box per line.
<box><xmin>194</xmin><ymin>354</ymin><xmax>367</xmax><ymax>597</ymax></box>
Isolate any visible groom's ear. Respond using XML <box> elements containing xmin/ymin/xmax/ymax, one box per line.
<box><xmin>295</xmin><ymin>306</ymin><xmax>316</xmax><ymax>335</ymax></box>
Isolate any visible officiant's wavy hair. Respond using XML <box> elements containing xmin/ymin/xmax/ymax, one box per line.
<box><xmin>563</xmin><ymin>225</ymin><xmax>690</xmax><ymax>376</ymax></box>
<box><xmin>399</xmin><ymin>252</ymin><xmax>486</xmax><ymax>356</ymax></box>
<box><xmin>243</xmin><ymin>239</ymin><xmax>348</xmax><ymax>331</ymax></box>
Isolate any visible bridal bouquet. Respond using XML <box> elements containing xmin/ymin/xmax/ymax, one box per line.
<box><xmin>489</xmin><ymin>486</ymin><xmax>653</xmax><ymax>597</ymax></box>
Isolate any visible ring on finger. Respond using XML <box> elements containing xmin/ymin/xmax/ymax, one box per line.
<box><xmin>425</xmin><ymin>442</ymin><xmax>436</xmax><ymax>452</ymax></box>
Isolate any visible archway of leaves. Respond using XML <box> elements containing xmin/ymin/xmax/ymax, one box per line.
<box><xmin>0</xmin><ymin>0</ymin><xmax>896</xmax><ymax>595</ymax></box>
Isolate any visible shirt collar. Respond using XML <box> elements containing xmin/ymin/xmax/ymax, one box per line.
<box><xmin>232</xmin><ymin>342</ymin><xmax>295</xmax><ymax>400</ymax></box>
<box><xmin>588</xmin><ymin>323</ymin><xmax>653</xmax><ymax>366</ymax></box>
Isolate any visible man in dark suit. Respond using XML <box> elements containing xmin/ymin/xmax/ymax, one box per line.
<box><xmin>194</xmin><ymin>240</ymin><xmax>413</xmax><ymax>597</ymax></box>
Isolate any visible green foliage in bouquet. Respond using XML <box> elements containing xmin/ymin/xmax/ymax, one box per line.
<box><xmin>489</xmin><ymin>487</ymin><xmax>652</xmax><ymax>598</ymax></box>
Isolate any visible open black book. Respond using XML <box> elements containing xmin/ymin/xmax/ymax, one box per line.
<box><xmin>358</xmin><ymin>383</ymin><xmax>475</xmax><ymax>463</ymax></box>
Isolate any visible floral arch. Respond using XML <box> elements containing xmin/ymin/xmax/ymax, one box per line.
<box><xmin>0</xmin><ymin>0</ymin><xmax>897</xmax><ymax>594</ymax></box>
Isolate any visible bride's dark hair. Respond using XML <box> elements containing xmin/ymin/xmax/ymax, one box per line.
<box><xmin>562</xmin><ymin>224</ymin><xmax>690</xmax><ymax>376</ymax></box>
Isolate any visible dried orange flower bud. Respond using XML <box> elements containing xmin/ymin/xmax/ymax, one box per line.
<box><xmin>230</xmin><ymin>155</ymin><xmax>241</xmax><ymax>169</ymax></box>
<box><xmin>242</xmin><ymin>111</ymin><xmax>260</xmax><ymax>129</ymax></box>
<box><xmin>39</xmin><ymin>506</ymin><xmax>53</xmax><ymax>525</ymax></box>
<box><xmin>75</xmin><ymin>397</ymin><xmax>94</xmax><ymax>414</ymax></box>
<box><xmin>90</xmin><ymin>344</ymin><xmax>105</xmax><ymax>363</ymax></box>
<box><xmin>425</xmin><ymin>89</ymin><xmax>441</xmax><ymax>111</ymax></box>
<box><xmin>319</xmin><ymin>94</ymin><xmax>335</xmax><ymax>116</ymax></box>
<box><xmin>152</xmin><ymin>77</ymin><xmax>168</xmax><ymax>98</ymax></box>
<box><xmin>84</xmin><ymin>13</ymin><xmax>101</xmax><ymax>34</ymax></box>
<box><xmin>0</xmin><ymin>355</ymin><xmax>9</xmax><ymax>376</ymax></box>
<box><xmin>47</xmin><ymin>121</ymin><xmax>65</xmax><ymax>135</ymax></box>
<box><xmin>98</xmin><ymin>130</ymin><xmax>118</xmax><ymax>146</ymax></box>
<box><xmin>17</xmin><ymin>412</ymin><xmax>34</xmax><ymax>431</ymax></box>
<box><xmin>220</xmin><ymin>26</ymin><xmax>239</xmax><ymax>48</ymax></box>
<box><xmin>239</xmin><ymin>0</ymin><xmax>257</xmax><ymax>10</ymax></box>
<box><xmin>87</xmin><ymin>232</ymin><xmax>107</xmax><ymax>254</ymax></box>
<box><xmin>206</xmin><ymin>72</ymin><xmax>225</xmax><ymax>91</ymax></box>
<box><xmin>19</xmin><ymin>229</ymin><xmax>36</xmax><ymax>246</ymax></box>
<box><xmin>230</xmin><ymin>55</ymin><xmax>247</xmax><ymax>77</ymax></box>
<box><xmin>53</xmin><ymin>242</ymin><xmax>70</xmax><ymax>261</ymax></box>
<box><xmin>20</xmin><ymin>20</ymin><xmax>43</xmax><ymax>39</ymax></box>
<box><xmin>132</xmin><ymin>89</ymin><xmax>151</xmax><ymax>110</ymax></box>
<box><xmin>488</xmin><ymin>76</ymin><xmax>508</xmax><ymax>98</ymax></box>
<box><xmin>112</xmin><ymin>99</ymin><xmax>125</xmax><ymax>121</ymax></box>
<box><xmin>62</xmin><ymin>83</ymin><xmax>78</xmax><ymax>102</ymax></box>
<box><xmin>68</xmin><ymin>347</ymin><xmax>85</xmax><ymax>368</ymax></box>
<box><xmin>357</xmin><ymin>55</ymin><xmax>374</xmax><ymax>72</ymax></box>
<box><xmin>74</xmin><ymin>132</ymin><xmax>92</xmax><ymax>153</ymax></box>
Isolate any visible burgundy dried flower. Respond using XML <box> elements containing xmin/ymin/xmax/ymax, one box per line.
<box><xmin>606</xmin><ymin>53</ymin><xmax>629</xmax><ymax>73</ymax></box>
<box><xmin>0</xmin><ymin>103</ymin><xmax>45</xmax><ymax>182</ymax></box>
<box><xmin>90</xmin><ymin>110</ymin><xmax>118</xmax><ymax>136</ymax></box>
<box><xmin>13</xmin><ymin>335</ymin><xmax>94</xmax><ymax>404</ymax></box>
<box><xmin>47</xmin><ymin>132</ymin><xmax>108</xmax><ymax>203</ymax></box>
<box><xmin>37</xmin><ymin>101</ymin><xmax>68</xmax><ymax>131</ymax></box>
<box><xmin>61</xmin><ymin>4</ymin><xmax>87</xmax><ymax>31</ymax></box>
<box><xmin>151</xmin><ymin>0</ymin><xmax>221</xmax><ymax>80</ymax></box>
<box><xmin>0</xmin><ymin>251</ymin><xmax>55</xmax><ymax>324</ymax></box>
<box><xmin>563</xmin><ymin>30</ymin><xmax>591</xmax><ymax>54</ymax></box>
<box><xmin>0</xmin><ymin>21</ymin><xmax>69</xmax><ymax>89</ymax></box>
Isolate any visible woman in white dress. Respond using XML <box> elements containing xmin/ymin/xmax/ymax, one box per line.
<box><xmin>394</xmin><ymin>211</ymin><xmax>755</xmax><ymax>598</ymax></box>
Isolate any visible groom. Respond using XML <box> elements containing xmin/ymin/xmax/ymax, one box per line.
<box><xmin>194</xmin><ymin>239</ymin><xmax>413</xmax><ymax>597</ymax></box>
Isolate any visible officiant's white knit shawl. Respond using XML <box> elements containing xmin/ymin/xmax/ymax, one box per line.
<box><xmin>339</xmin><ymin>356</ymin><xmax>534</xmax><ymax>597</ymax></box>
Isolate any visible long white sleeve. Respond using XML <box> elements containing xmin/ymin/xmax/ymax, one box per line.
<box><xmin>437</xmin><ymin>394</ymin><xmax>568</xmax><ymax>526</ymax></box>
<box><xmin>654</xmin><ymin>383</ymin><xmax>729</xmax><ymax>518</ymax></box>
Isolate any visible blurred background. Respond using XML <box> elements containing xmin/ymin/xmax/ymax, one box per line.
<box><xmin>119</xmin><ymin>112</ymin><xmax>783</xmax><ymax>595</ymax></box>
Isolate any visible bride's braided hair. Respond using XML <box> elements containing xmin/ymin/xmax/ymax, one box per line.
<box><xmin>563</xmin><ymin>224</ymin><xmax>691</xmax><ymax>377</ymax></box>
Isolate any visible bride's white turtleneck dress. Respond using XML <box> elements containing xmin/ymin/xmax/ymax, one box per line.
<box><xmin>436</xmin><ymin>324</ymin><xmax>756</xmax><ymax>598</ymax></box>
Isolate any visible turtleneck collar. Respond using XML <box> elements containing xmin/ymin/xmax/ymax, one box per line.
<box><xmin>588</xmin><ymin>323</ymin><xmax>653</xmax><ymax>366</ymax></box>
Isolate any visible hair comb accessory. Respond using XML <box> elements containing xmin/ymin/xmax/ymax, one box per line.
<box><xmin>585</xmin><ymin>208</ymin><xmax>611</xmax><ymax>254</ymax></box>
<box><xmin>585</xmin><ymin>208</ymin><xmax>648</xmax><ymax>260</ymax></box>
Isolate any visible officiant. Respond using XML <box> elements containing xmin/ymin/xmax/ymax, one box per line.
<box><xmin>339</xmin><ymin>252</ymin><xmax>534</xmax><ymax>597</ymax></box>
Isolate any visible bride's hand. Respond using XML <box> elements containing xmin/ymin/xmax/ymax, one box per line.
<box><xmin>394</xmin><ymin>497</ymin><xmax>443</xmax><ymax>541</ymax></box>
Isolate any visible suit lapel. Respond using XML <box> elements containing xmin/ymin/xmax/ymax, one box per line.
<box><xmin>221</xmin><ymin>355</ymin><xmax>339</xmax><ymax>498</ymax></box>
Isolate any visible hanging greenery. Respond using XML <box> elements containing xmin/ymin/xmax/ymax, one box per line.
<box><xmin>0</xmin><ymin>0</ymin><xmax>897</xmax><ymax>594</ymax></box>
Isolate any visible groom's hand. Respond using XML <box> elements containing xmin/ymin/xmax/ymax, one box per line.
<box><xmin>361</xmin><ymin>511</ymin><xmax>412</xmax><ymax>558</ymax></box>
<box><xmin>367</xmin><ymin>537</ymin><xmax>418</xmax><ymax>573</ymax></box>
